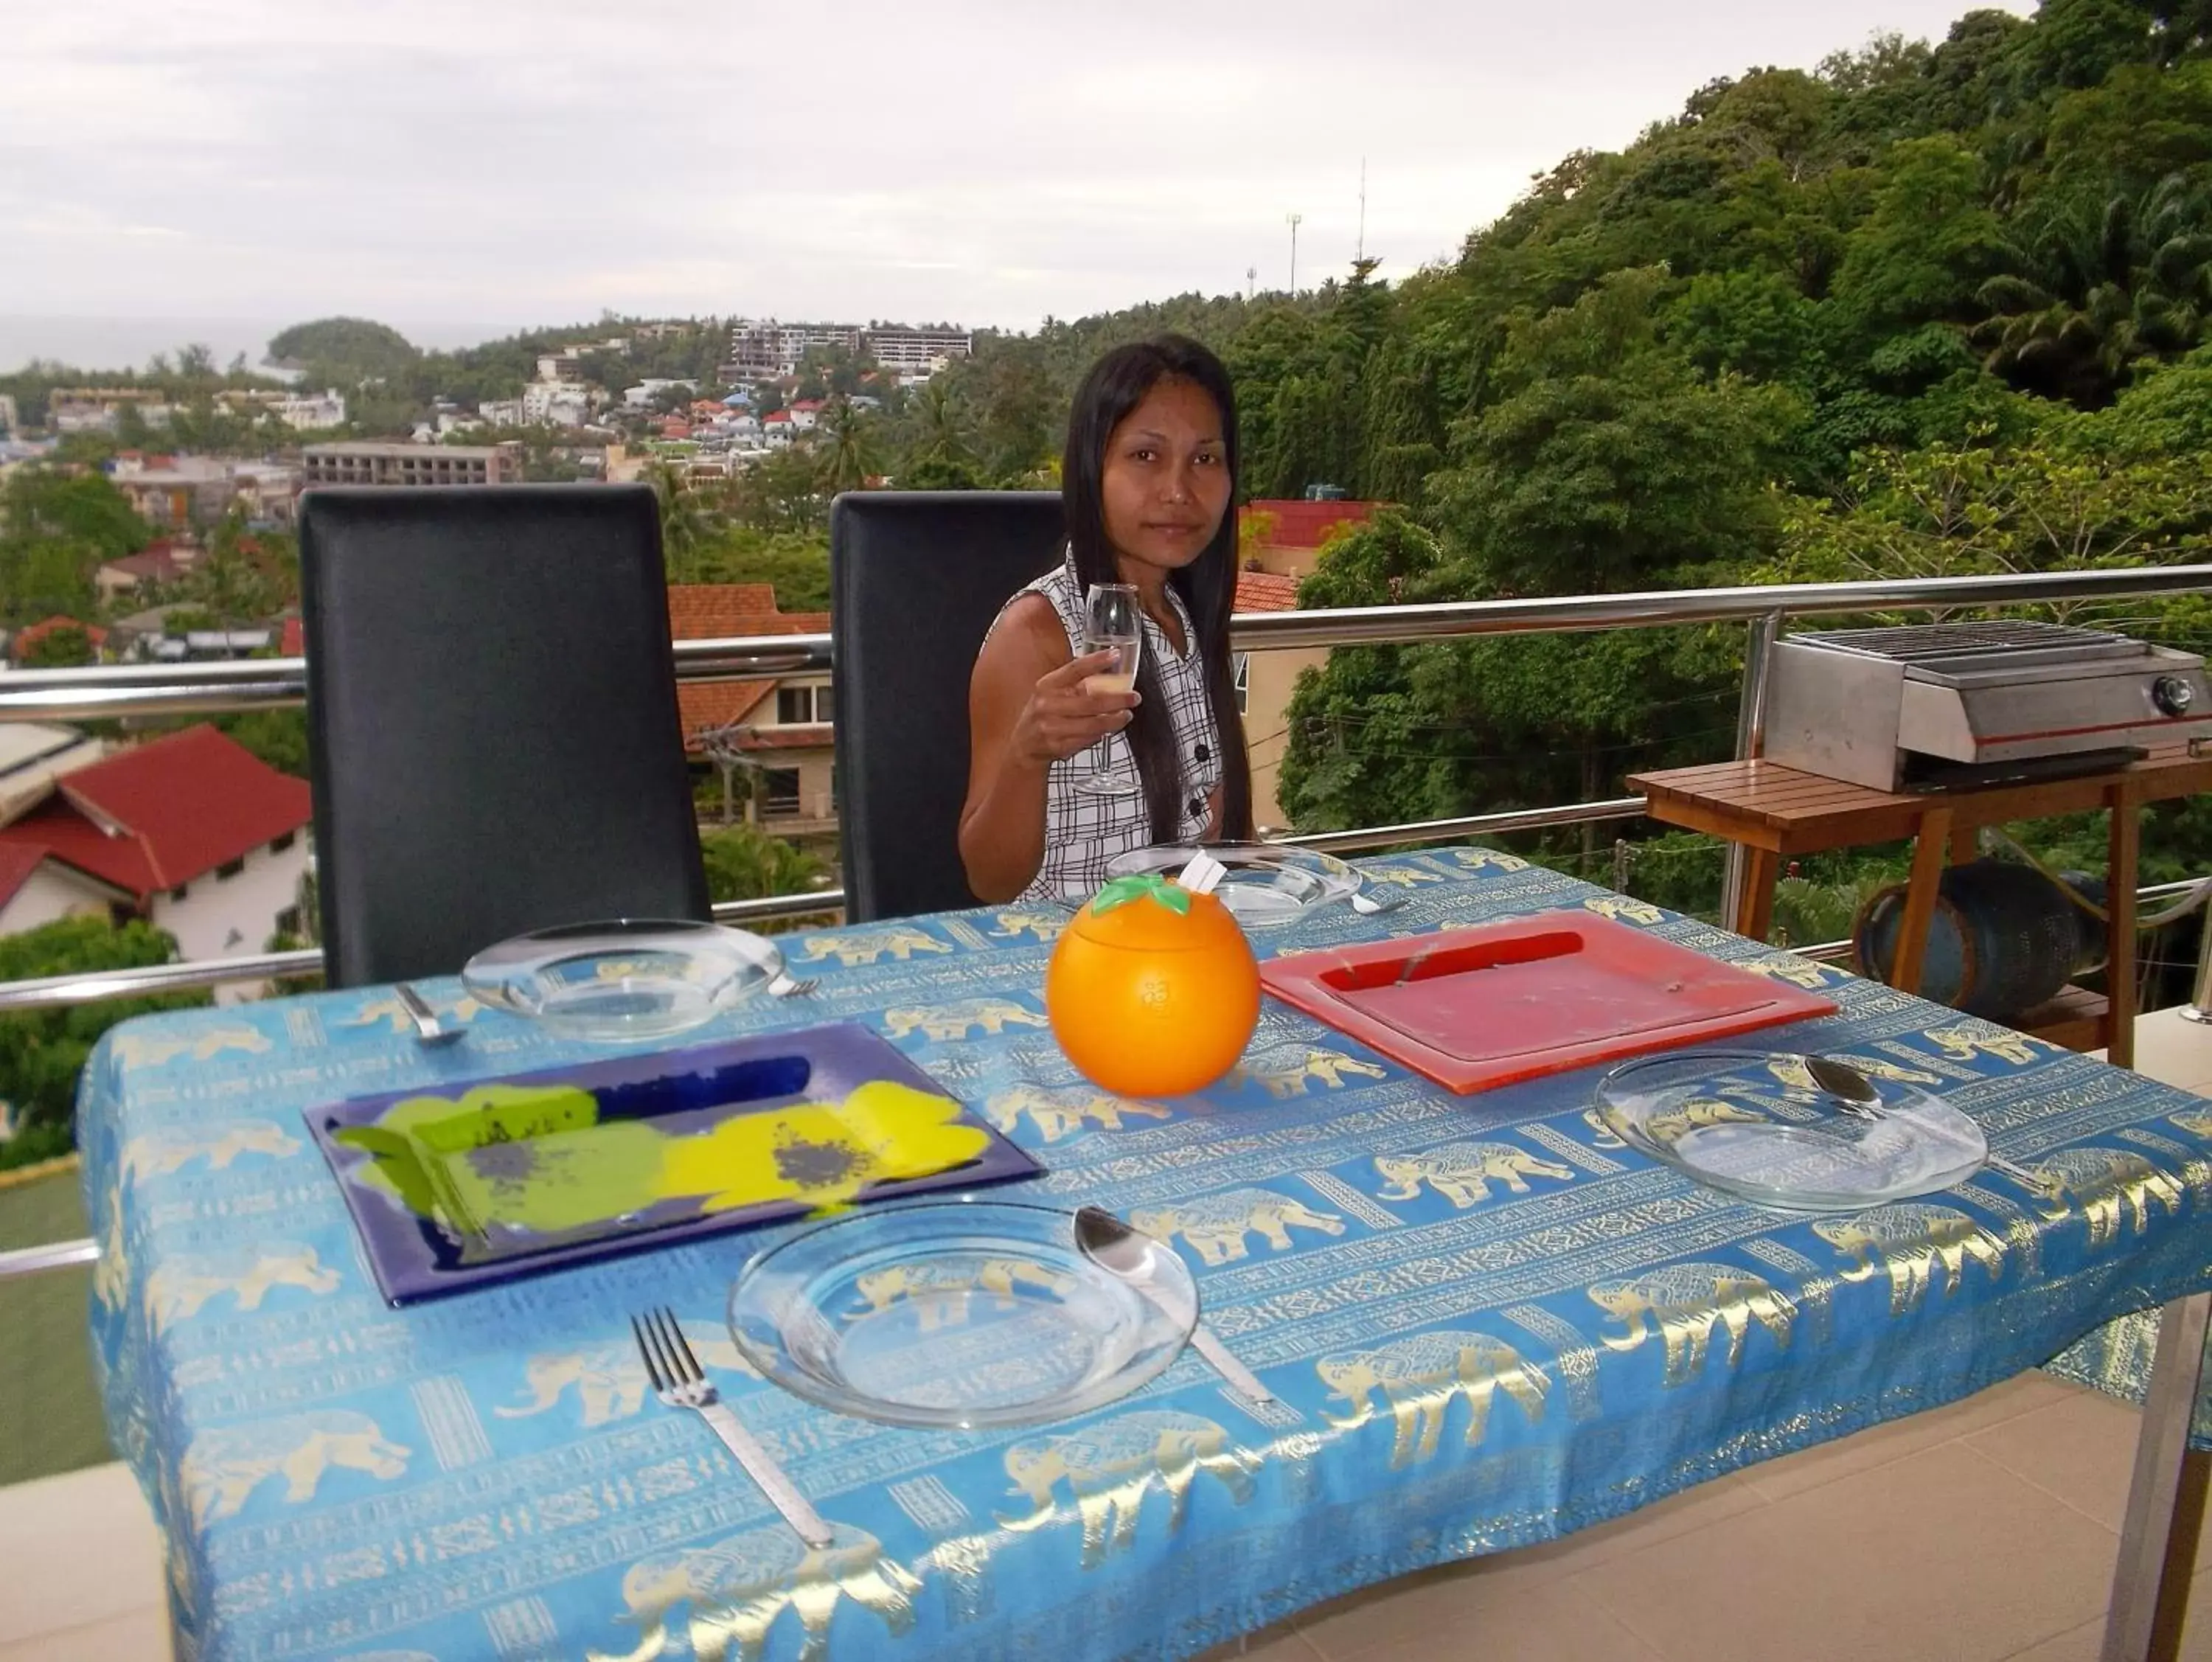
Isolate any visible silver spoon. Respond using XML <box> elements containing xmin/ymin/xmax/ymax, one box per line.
<box><xmin>1803</xmin><ymin>1054</ymin><xmax>2042</xmax><ymax>1186</ymax></box>
<box><xmin>394</xmin><ymin>981</ymin><xmax>465</xmax><ymax>1047</ymax></box>
<box><xmin>1074</xmin><ymin>1206</ymin><xmax>1276</xmax><ymax>1403</ymax></box>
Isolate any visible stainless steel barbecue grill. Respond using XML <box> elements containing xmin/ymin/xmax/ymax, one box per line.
<box><xmin>1760</xmin><ymin>620</ymin><xmax>2212</xmax><ymax>791</ymax></box>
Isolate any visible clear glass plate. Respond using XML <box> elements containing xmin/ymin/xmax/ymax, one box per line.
<box><xmin>726</xmin><ymin>1200</ymin><xmax>1197</xmax><ymax>1428</ymax></box>
<box><xmin>461</xmin><ymin>919</ymin><xmax>785</xmax><ymax>1043</ymax></box>
<box><xmin>1594</xmin><ymin>1050</ymin><xmax>1990</xmax><ymax>1213</ymax></box>
<box><xmin>1105</xmin><ymin>842</ymin><xmax>1363</xmax><ymax>927</ymax></box>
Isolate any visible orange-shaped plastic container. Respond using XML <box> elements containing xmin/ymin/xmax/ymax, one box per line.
<box><xmin>1045</xmin><ymin>875</ymin><xmax>1260</xmax><ymax>1097</ymax></box>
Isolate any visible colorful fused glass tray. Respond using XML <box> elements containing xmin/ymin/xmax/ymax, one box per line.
<box><xmin>1258</xmin><ymin>911</ymin><xmax>1838</xmax><ymax>1095</ymax></box>
<box><xmin>306</xmin><ymin>1023</ymin><xmax>1043</xmax><ymax>1304</ymax></box>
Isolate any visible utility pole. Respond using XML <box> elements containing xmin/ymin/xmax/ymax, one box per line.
<box><xmin>1357</xmin><ymin>158</ymin><xmax>1367</xmax><ymax>262</ymax></box>
<box><xmin>1286</xmin><ymin>212</ymin><xmax>1302</xmax><ymax>295</ymax></box>
<box><xmin>1246</xmin><ymin>265</ymin><xmax>1256</xmax><ymax>302</ymax></box>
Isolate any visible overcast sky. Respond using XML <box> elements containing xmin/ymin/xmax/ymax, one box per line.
<box><xmin>3</xmin><ymin>0</ymin><xmax>2030</xmax><ymax>359</ymax></box>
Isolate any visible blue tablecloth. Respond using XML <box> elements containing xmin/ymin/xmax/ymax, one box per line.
<box><xmin>82</xmin><ymin>849</ymin><xmax>2212</xmax><ymax>1662</ymax></box>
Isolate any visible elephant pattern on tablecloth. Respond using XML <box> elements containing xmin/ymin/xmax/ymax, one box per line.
<box><xmin>1922</xmin><ymin>1020</ymin><xmax>2056</xmax><ymax>1066</ymax></box>
<box><xmin>850</xmin><ymin>1259</ymin><xmax>1077</xmax><ymax>1332</ymax></box>
<box><xmin>1231</xmin><ymin>1046</ymin><xmax>1389</xmax><ymax>1100</ymax></box>
<box><xmin>1582</xmin><ymin>896</ymin><xmax>1663</xmax><ymax>925</ymax></box>
<box><xmin>1317</xmin><ymin>1330</ymin><xmax>1550</xmax><ymax>1469</ymax></box>
<box><xmin>1129</xmin><ymin>1186</ymin><xmax>1346</xmax><ymax>1266</ymax></box>
<box><xmin>588</xmin><ymin>1523</ymin><xmax>921</xmax><ymax>1662</ymax></box>
<box><xmin>997</xmin><ymin>1410</ymin><xmax>1263</xmax><ymax>1570</ymax></box>
<box><xmin>880</xmin><ymin>999</ymin><xmax>1048</xmax><ymax>1043</ymax></box>
<box><xmin>341</xmin><ymin>990</ymin><xmax>482</xmax><ymax>1035</ymax></box>
<box><xmin>981</xmin><ymin>1085</ymin><xmax>1172</xmax><ymax>1144</ymax></box>
<box><xmin>1632</xmin><ymin>1098</ymin><xmax>1768</xmax><ymax>1147</ymax></box>
<box><xmin>1813</xmin><ymin>1204</ymin><xmax>2010</xmax><ymax>1315</ymax></box>
<box><xmin>1581</xmin><ymin>1108</ymin><xmax>1627</xmax><ymax>1150</ymax></box>
<box><xmin>498</xmin><ymin>1324</ymin><xmax>757</xmax><ymax>1428</ymax></box>
<box><xmin>1769</xmin><ymin>1054</ymin><xmax>1940</xmax><ymax>1090</ymax></box>
<box><xmin>145</xmin><ymin>1242</ymin><xmax>341</xmax><ymax>1332</ymax></box>
<box><xmin>799</xmin><ymin>927</ymin><xmax>954</xmax><ymax>967</ymax></box>
<box><xmin>1589</xmin><ymin>1262</ymin><xmax>1798</xmax><ymax>1387</ymax></box>
<box><xmin>181</xmin><ymin>1411</ymin><xmax>410</xmax><ymax>1528</ymax></box>
<box><xmin>1372</xmin><ymin>1141</ymin><xmax>1576</xmax><ymax>1209</ymax></box>
<box><xmin>987</xmin><ymin>911</ymin><xmax>1067</xmax><ymax>942</ymax></box>
<box><xmin>2011</xmin><ymin>1147</ymin><xmax>2185</xmax><ymax>1246</ymax></box>
<box><xmin>120</xmin><ymin>1119</ymin><xmax>301</xmax><ymax>1187</ymax></box>
<box><xmin>111</xmin><ymin>1025</ymin><xmax>274</xmax><ymax>1071</ymax></box>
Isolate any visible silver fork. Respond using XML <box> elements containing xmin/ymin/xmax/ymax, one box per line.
<box><xmin>766</xmin><ymin>968</ymin><xmax>819</xmax><ymax>998</ymax></box>
<box><xmin>394</xmin><ymin>981</ymin><xmax>465</xmax><ymax>1046</ymax></box>
<box><xmin>631</xmin><ymin>1307</ymin><xmax>832</xmax><ymax>1546</ymax></box>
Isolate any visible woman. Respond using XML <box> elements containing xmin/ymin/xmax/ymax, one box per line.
<box><xmin>960</xmin><ymin>335</ymin><xmax>1253</xmax><ymax>904</ymax></box>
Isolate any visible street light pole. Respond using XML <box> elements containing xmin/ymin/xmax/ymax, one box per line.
<box><xmin>1286</xmin><ymin>213</ymin><xmax>1302</xmax><ymax>295</ymax></box>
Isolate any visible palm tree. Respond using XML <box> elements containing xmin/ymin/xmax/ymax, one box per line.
<box><xmin>823</xmin><ymin>398</ymin><xmax>880</xmax><ymax>496</ymax></box>
<box><xmin>646</xmin><ymin>460</ymin><xmax>712</xmax><ymax>576</ymax></box>
<box><xmin>1974</xmin><ymin>173</ymin><xmax>2212</xmax><ymax>406</ymax></box>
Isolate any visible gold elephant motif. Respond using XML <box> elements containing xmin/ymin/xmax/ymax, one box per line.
<box><xmin>111</xmin><ymin>1025</ymin><xmax>274</xmax><ymax>1070</ymax></box>
<box><xmin>1372</xmin><ymin>1140</ymin><xmax>1575</xmax><ymax>1208</ymax></box>
<box><xmin>880</xmin><ymin>998</ymin><xmax>1048</xmax><ymax>1042</ymax></box>
<box><xmin>997</xmin><ymin>1409</ymin><xmax>1262</xmax><ymax>1569</ymax></box>
<box><xmin>1739</xmin><ymin>953</ymin><xmax>1833</xmax><ymax>990</ymax></box>
<box><xmin>1635</xmin><ymin>1096</ymin><xmax>1768</xmax><ymax>1147</ymax></box>
<box><xmin>1813</xmin><ymin>1204</ymin><xmax>2008</xmax><ymax>1315</ymax></box>
<box><xmin>1590</xmin><ymin>1262</ymin><xmax>1796</xmax><ymax>1387</ymax></box>
<box><xmin>1363</xmin><ymin>865</ymin><xmax>1443</xmax><ymax>889</ymax></box>
<box><xmin>120</xmin><ymin>1119</ymin><xmax>301</xmax><ymax>1187</ymax></box>
<box><xmin>1922</xmin><ymin>1020</ymin><xmax>2053</xmax><ymax>1066</ymax></box>
<box><xmin>798</xmin><ymin>928</ymin><xmax>953</xmax><ymax>966</ymax></box>
<box><xmin>849</xmin><ymin>1258</ymin><xmax>1077</xmax><ymax>1332</ymax></box>
<box><xmin>1130</xmin><ymin>1186</ymin><xmax>1345</xmax><ymax>1266</ymax></box>
<box><xmin>589</xmin><ymin>1523</ymin><xmax>920</xmax><ymax>1662</ymax></box>
<box><xmin>343</xmin><ymin>990</ymin><xmax>482</xmax><ymax>1035</ymax></box>
<box><xmin>1582</xmin><ymin>896</ymin><xmax>1663</xmax><ymax>925</ymax></box>
<box><xmin>1317</xmin><ymin>1330</ymin><xmax>1549</xmax><ymax>1469</ymax></box>
<box><xmin>982</xmin><ymin>1084</ymin><xmax>1172</xmax><ymax>1143</ymax></box>
<box><xmin>1581</xmin><ymin>1108</ymin><xmax>1627</xmax><ymax>1150</ymax></box>
<box><xmin>1769</xmin><ymin>1054</ymin><xmax>1941</xmax><ymax>1090</ymax></box>
<box><xmin>1445</xmin><ymin>849</ymin><xmax>1528</xmax><ymax>872</ymax></box>
<box><xmin>499</xmin><ymin>1324</ymin><xmax>758</xmax><ymax>1428</ymax></box>
<box><xmin>181</xmin><ymin>1411</ymin><xmax>410</xmax><ymax>1528</ymax></box>
<box><xmin>2012</xmin><ymin>1147</ymin><xmax>2185</xmax><ymax>1246</ymax></box>
<box><xmin>988</xmin><ymin>910</ymin><xmax>1067</xmax><ymax>942</ymax></box>
<box><xmin>1231</xmin><ymin>1046</ymin><xmax>1389</xmax><ymax>1099</ymax></box>
<box><xmin>145</xmin><ymin>1242</ymin><xmax>341</xmax><ymax>1332</ymax></box>
<box><xmin>2170</xmin><ymin>1107</ymin><xmax>2212</xmax><ymax>1141</ymax></box>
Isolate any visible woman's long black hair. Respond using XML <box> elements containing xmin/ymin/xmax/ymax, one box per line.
<box><xmin>1061</xmin><ymin>335</ymin><xmax>1255</xmax><ymax>844</ymax></box>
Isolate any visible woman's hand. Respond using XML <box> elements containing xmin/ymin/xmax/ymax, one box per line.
<box><xmin>1009</xmin><ymin>648</ymin><xmax>1141</xmax><ymax>768</ymax></box>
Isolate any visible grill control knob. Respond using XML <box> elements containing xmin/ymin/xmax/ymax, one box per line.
<box><xmin>2154</xmin><ymin>675</ymin><xmax>2195</xmax><ymax>716</ymax></box>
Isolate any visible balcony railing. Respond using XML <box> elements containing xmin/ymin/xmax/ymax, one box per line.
<box><xmin>0</xmin><ymin>559</ymin><xmax>2203</xmax><ymax>1010</ymax></box>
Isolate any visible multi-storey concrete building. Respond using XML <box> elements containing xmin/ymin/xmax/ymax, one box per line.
<box><xmin>301</xmin><ymin>442</ymin><xmax>524</xmax><ymax>487</ymax></box>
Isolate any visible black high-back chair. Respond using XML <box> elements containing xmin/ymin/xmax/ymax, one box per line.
<box><xmin>830</xmin><ymin>490</ymin><xmax>1063</xmax><ymax>922</ymax></box>
<box><xmin>299</xmin><ymin>484</ymin><xmax>711</xmax><ymax>988</ymax></box>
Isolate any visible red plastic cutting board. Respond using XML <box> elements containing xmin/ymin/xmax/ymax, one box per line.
<box><xmin>1259</xmin><ymin>911</ymin><xmax>1837</xmax><ymax>1095</ymax></box>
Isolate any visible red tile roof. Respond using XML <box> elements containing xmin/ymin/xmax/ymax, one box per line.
<box><xmin>100</xmin><ymin>541</ymin><xmax>192</xmax><ymax>584</ymax></box>
<box><xmin>665</xmin><ymin>585</ymin><xmax>830</xmax><ymax>754</ymax></box>
<box><xmin>1239</xmin><ymin>499</ymin><xmax>1382</xmax><ymax>550</ymax></box>
<box><xmin>13</xmin><ymin>616</ymin><xmax>109</xmax><ymax>656</ymax></box>
<box><xmin>734</xmin><ymin>723</ymin><xmax>834</xmax><ymax>752</ymax></box>
<box><xmin>1234</xmin><ymin>571</ymin><xmax>1302</xmax><ymax>613</ymax></box>
<box><xmin>0</xmin><ymin>841</ymin><xmax>52</xmax><ymax>909</ymax></box>
<box><xmin>0</xmin><ymin>725</ymin><xmax>311</xmax><ymax>903</ymax></box>
<box><xmin>279</xmin><ymin>615</ymin><xmax>303</xmax><ymax>657</ymax></box>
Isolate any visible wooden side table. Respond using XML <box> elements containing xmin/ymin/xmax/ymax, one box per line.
<box><xmin>1627</xmin><ymin>743</ymin><xmax>2212</xmax><ymax>1068</ymax></box>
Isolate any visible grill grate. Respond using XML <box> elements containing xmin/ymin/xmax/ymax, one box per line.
<box><xmin>1789</xmin><ymin>620</ymin><xmax>2135</xmax><ymax>664</ymax></box>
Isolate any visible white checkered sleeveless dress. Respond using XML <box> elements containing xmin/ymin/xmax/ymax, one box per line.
<box><xmin>990</xmin><ymin>554</ymin><xmax>1222</xmax><ymax>905</ymax></box>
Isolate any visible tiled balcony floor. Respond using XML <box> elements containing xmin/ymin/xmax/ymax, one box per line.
<box><xmin>11</xmin><ymin>1007</ymin><xmax>2212</xmax><ymax>1662</ymax></box>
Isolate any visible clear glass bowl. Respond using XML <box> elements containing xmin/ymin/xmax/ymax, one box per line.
<box><xmin>726</xmin><ymin>1200</ymin><xmax>1197</xmax><ymax>1429</ymax></box>
<box><xmin>460</xmin><ymin>919</ymin><xmax>785</xmax><ymax>1043</ymax></box>
<box><xmin>1105</xmin><ymin>842</ymin><xmax>1363</xmax><ymax>928</ymax></box>
<box><xmin>1594</xmin><ymin>1050</ymin><xmax>1990</xmax><ymax>1213</ymax></box>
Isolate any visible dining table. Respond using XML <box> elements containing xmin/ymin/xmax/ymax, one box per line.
<box><xmin>77</xmin><ymin>845</ymin><xmax>2212</xmax><ymax>1662</ymax></box>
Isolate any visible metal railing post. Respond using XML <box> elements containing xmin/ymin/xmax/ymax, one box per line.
<box><xmin>1720</xmin><ymin>610</ymin><xmax>1785</xmax><ymax>934</ymax></box>
<box><xmin>2182</xmin><ymin>915</ymin><xmax>2212</xmax><ymax>1026</ymax></box>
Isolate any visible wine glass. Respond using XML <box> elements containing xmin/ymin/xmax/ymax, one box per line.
<box><xmin>1074</xmin><ymin>583</ymin><xmax>1142</xmax><ymax>798</ymax></box>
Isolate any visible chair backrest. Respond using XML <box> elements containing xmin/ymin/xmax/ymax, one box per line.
<box><xmin>299</xmin><ymin>484</ymin><xmax>711</xmax><ymax>988</ymax></box>
<box><xmin>830</xmin><ymin>490</ymin><xmax>1063</xmax><ymax>922</ymax></box>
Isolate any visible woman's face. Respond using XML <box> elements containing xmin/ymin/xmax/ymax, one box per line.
<box><xmin>1099</xmin><ymin>376</ymin><xmax>1231</xmax><ymax>575</ymax></box>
